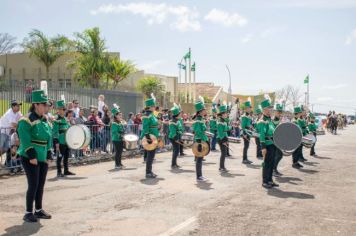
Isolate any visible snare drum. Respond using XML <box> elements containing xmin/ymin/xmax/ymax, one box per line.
<box><xmin>66</xmin><ymin>125</ymin><xmax>91</xmax><ymax>150</ymax></box>
<box><xmin>302</xmin><ymin>134</ymin><xmax>316</xmax><ymax>148</ymax></box>
<box><xmin>205</xmin><ymin>131</ymin><xmax>214</xmax><ymax>139</ymax></box>
<box><xmin>181</xmin><ymin>132</ymin><xmax>194</xmax><ymax>147</ymax></box>
<box><xmin>228</xmin><ymin>136</ymin><xmax>241</xmax><ymax>143</ymax></box>
<box><xmin>123</xmin><ymin>134</ymin><xmax>139</xmax><ymax>150</ymax></box>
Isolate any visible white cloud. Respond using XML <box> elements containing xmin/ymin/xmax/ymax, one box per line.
<box><xmin>260</xmin><ymin>26</ymin><xmax>287</xmax><ymax>38</ymax></box>
<box><xmin>273</xmin><ymin>0</ymin><xmax>356</xmax><ymax>9</ymax></box>
<box><xmin>241</xmin><ymin>34</ymin><xmax>253</xmax><ymax>43</ymax></box>
<box><xmin>345</xmin><ymin>29</ymin><xmax>356</xmax><ymax>45</ymax></box>
<box><xmin>204</xmin><ymin>9</ymin><xmax>247</xmax><ymax>27</ymax></box>
<box><xmin>90</xmin><ymin>3</ymin><xmax>201</xmax><ymax>32</ymax></box>
<box><xmin>317</xmin><ymin>97</ymin><xmax>333</xmax><ymax>102</ymax></box>
<box><xmin>321</xmin><ymin>83</ymin><xmax>348</xmax><ymax>90</ymax></box>
<box><xmin>139</xmin><ymin>60</ymin><xmax>164</xmax><ymax>71</ymax></box>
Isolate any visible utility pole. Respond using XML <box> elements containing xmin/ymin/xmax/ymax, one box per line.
<box><xmin>226</xmin><ymin>65</ymin><xmax>232</xmax><ymax>105</ymax></box>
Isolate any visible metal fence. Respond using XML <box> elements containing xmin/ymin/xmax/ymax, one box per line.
<box><xmin>0</xmin><ymin>79</ymin><xmax>144</xmax><ymax>117</ymax></box>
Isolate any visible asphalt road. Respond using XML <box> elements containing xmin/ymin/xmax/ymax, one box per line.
<box><xmin>0</xmin><ymin>125</ymin><xmax>355</xmax><ymax>236</ymax></box>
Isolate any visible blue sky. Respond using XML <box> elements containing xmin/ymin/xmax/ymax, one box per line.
<box><xmin>1</xmin><ymin>0</ymin><xmax>356</xmax><ymax>114</ymax></box>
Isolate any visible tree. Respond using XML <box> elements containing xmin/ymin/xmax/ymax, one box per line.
<box><xmin>71</xmin><ymin>27</ymin><xmax>107</xmax><ymax>88</ymax></box>
<box><xmin>136</xmin><ymin>76</ymin><xmax>165</xmax><ymax>99</ymax></box>
<box><xmin>0</xmin><ymin>33</ymin><xmax>17</xmax><ymax>55</ymax></box>
<box><xmin>105</xmin><ymin>57</ymin><xmax>137</xmax><ymax>89</ymax></box>
<box><xmin>23</xmin><ymin>29</ymin><xmax>69</xmax><ymax>80</ymax></box>
<box><xmin>276</xmin><ymin>85</ymin><xmax>303</xmax><ymax>110</ymax></box>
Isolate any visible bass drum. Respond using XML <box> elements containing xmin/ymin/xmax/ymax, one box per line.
<box><xmin>273</xmin><ymin>122</ymin><xmax>302</xmax><ymax>156</ymax></box>
<box><xmin>66</xmin><ymin>124</ymin><xmax>91</xmax><ymax>150</ymax></box>
<box><xmin>192</xmin><ymin>141</ymin><xmax>210</xmax><ymax>157</ymax></box>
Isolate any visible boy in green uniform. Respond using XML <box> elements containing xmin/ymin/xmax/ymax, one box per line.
<box><xmin>18</xmin><ymin>90</ymin><xmax>52</xmax><ymax>222</ymax></box>
<box><xmin>111</xmin><ymin>108</ymin><xmax>125</xmax><ymax>169</ymax></box>
<box><xmin>169</xmin><ymin>105</ymin><xmax>182</xmax><ymax>169</ymax></box>
<box><xmin>292</xmin><ymin>106</ymin><xmax>308</xmax><ymax>169</ymax></box>
<box><xmin>254</xmin><ymin>106</ymin><xmax>263</xmax><ymax>159</ymax></box>
<box><xmin>53</xmin><ymin>100</ymin><xmax>75</xmax><ymax>177</ymax></box>
<box><xmin>241</xmin><ymin>100</ymin><xmax>253</xmax><ymax>164</ymax></box>
<box><xmin>141</xmin><ymin>97</ymin><xmax>159</xmax><ymax>178</ymax></box>
<box><xmin>272</xmin><ymin>104</ymin><xmax>284</xmax><ymax>176</ymax></box>
<box><xmin>209</xmin><ymin>107</ymin><xmax>218</xmax><ymax>151</ymax></box>
<box><xmin>308</xmin><ymin>113</ymin><xmax>318</xmax><ymax>157</ymax></box>
<box><xmin>192</xmin><ymin>101</ymin><xmax>209</xmax><ymax>181</ymax></box>
<box><xmin>257</xmin><ymin>99</ymin><xmax>279</xmax><ymax>189</ymax></box>
<box><xmin>217</xmin><ymin>105</ymin><xmax>231</xmax><ymax>172</ymax></box>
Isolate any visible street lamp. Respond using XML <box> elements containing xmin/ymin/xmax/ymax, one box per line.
<box><xmin>225</xmin><ymin>65</ymin><xmax>232</xmax><ymax>105</ymax></box>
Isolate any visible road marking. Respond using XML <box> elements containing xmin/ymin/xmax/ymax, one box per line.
<box><xmin>324</xmin><ymin>218</ymin><xmax>356</xmax><ymax>224</ymax></box>
<box><xmin>158</xmin><ymin>216</ymin><xmax>197</xmax><ymax>236</ymax></box>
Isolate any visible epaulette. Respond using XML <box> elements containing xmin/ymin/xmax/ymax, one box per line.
<box><xmin>18</xmin><ymin>116</ymin><xmax>32</xmax><ymax>126</ymax></box>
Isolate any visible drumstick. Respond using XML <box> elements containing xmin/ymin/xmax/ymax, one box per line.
<box><xmin>223</xmin><ymin>143</ymin><xmax>233</xmax><ymax>153</ymax></box>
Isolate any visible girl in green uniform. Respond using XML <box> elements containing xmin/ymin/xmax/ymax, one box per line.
<box><xmin>111</xmin><ymin>108</ymin><xmax>125</xmax><ymax>169</ymax></box>
<box><xmin>18</xmin><ymin>90</ymin><xmax>52</xmax><ymax>222</ymax></box>
<box><xmin>217</xmin><ymin>105</ymin><xmax>231</xmax><ymax>172</ymax></box>
<box><xmin>308</xmin><ymin>113</ymin><xmax>318</xmax><ymax>157</ymax></box>
<box><xmin>169</xmin><ymin>105</ymin><xmax>182</xmax><ymax>169</ymax></box>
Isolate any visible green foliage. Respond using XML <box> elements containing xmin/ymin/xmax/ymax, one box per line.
<box><xmin>202</xmin><ymin>95</ymin><xmax>212</xmax><ymax>104</ymax></box>
<box><xmin>105</xmin><ymin>57</ymin><xmax>137</xmax><ymax>89</ymax></box>
<box><xmin>136</xmin><ymin>76</ymin><xmax>165</xmax><ymax>98</ymax></box>
<box><xmin>23</xmin><ymin>29</ymin><xmax>70</xmax><ymax>80</ymax></box>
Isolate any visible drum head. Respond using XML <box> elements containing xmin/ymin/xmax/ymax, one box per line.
<box><xmin>273</xmin><ymin>122</ymin><xmax>302</xmax><ymax>152</ymax></box>
<box><xmin>66</xmin><ymin>125</ymin><xmax>86</xmax><ymax>150</ymax></box>
<box><xmin>124</xmin><ymin>134</ymin><xmax>139</xmax><ymax>142</ymax></box>
<box><xmin>305</xmin><ymin>134</ymin><xmax>316</xmax><ymax>143</ymax></box>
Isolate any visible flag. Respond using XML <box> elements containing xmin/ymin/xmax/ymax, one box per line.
<box><xmin>191</xmin><ymin>62</ymin><xmax>196</xmax><ymax>72</ymax></box>
<box><xmin>184</xmin><ymin>51</ymin><xmax>191</xmax><ymax>60</ymax></box>
<box><xmin>304</xmin><ymin>75</ymin><xmax>309</xmax><ymax>84</ymax></box>
<box><xmin>178</xmin><ymin>63</ymin><xmax>186</xmax><ymax>70</ymax></box>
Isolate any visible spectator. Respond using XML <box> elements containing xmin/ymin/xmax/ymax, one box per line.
<box><xmin>87</xmin><ymin>109</ymin><xmax>104</xmax><ymax>153</ymax></box>
<box><xmin>72</xmin><ymin>100</ymin><xmax>80</xmax><ymax>118</ymax></box>
<box><xmin>101</xmin><ymin>108</ymin><xmax>111</xmax><ymax>153</ymax></box>
<box><xmin>66</xmin><ymin>109</ymin><xmax>76</xmax><ymax>125</ymax></box>
<box><xmin>134</xmin><ymin>113</ymin><xmax>143</xmax><ymax>137</ymax></box>
<box><xmin>127</xmin><ymin>112</ymin><xmax>135</xmax><ymax>133</ymax></box>
<box><xmin>75</xmin><ymin>108</ymin><xmax>87</xmax><ymax>124</ymax></box>
<box><xmin>5</xmin><ymin>131</ymin><xmax>22</xmax><ymax>173</ymax></box>
<box><xmin>0</xmin><ymin>100</ymin><xmax>22</xmax><ymax>157</ymax></box>
<box><xmin>98</xmin><ymin>95</ymin><xmax>106</xmax><ymax>118</ymax></box>
<box><xmin>25</xmin><ymin>80</ymin><xmax>34</xmax><ymax>103</ymax></box>
<box><xmin>67</xmin><ymin>102</ymin><xmax>74</xmax><ymax>111</ymax></box>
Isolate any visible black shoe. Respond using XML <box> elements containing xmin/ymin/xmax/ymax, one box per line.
<box><xmin>171</xmin><ymin>165</ymin><xmax>180</xmax><ymax>169</ymax></box>
<box><xmin>34</xmin><ymin>209</ymin><xmax>51</xmax><ymax>219</ymax></box>
<box><xmin>262</xmin><ymin>183</ymin><xmax>272</xmax><ymax>189</ymax></box>
<box><xmin>299</xmin><ymin>157</ymin><xmax>308</xmax><ymax>162</ymax></box>
<box><xmin>273</xmin><ymin>170</ymin><xmax>283</xmax><ymax>177</ymax></box>
<box><xmin>180</xmin><ymin>153</ymin><xmax>186</xmax><ymax>156</ymax></box>
<box><xmin>23</xmin><ymin>213</ymin><xmax>38</xmax><ymax>223</ymax></box>
<box><xmin>242</xmin><ymin>159</ymin><xmax>252</xmax><ymax>164</ymax></box>
<box><xmin>268</xmin><ymin>181</ymin><xmax>279</xmax><ymax>187</ymax></box>
<box><xmin>57</xmin><ymin>173</ymin><xmax>64</xmax><ymax>178</ymax></box>
<box><xmin>64</xmin><ymin>171</ymin><xmax>75</xmax><ymax>176</ymax></box>
<box><xmin>226</xmin><ymin>154</ymin><xmax>232</xmax><ymax>157</ymax></box>
<box><xmin>146</xmin><ymin>173</ymin><xmax>157</xmax><ymax>179</ymax></box>
<box><xmin>292</xmin><ymin>163</ymin><xmax>303</xmax><ymax>169</ymax></box>
<box><xmin>219</xmin><ymin>168</ymin><xmax>228</xmax><ymax>172</ymax></box>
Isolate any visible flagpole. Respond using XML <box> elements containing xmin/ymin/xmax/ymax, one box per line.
<box><xmin>184</xmin><ymin>58</ymin><xmax>188</xmax><ymax>103</ymax></box>
<box><xmin>307</xmin><ymin>75</ymin><xmax>310</xmax><ymax>110</ymax></box>
<box><xmin>193</xmin><ymin>65</ymin><xmax>196</xmax><ymax>101</ymax></box>
<box><xmin>188</xmin><ymin>47</ymin><xmax>192</xmax><ymax>103</ymax></box>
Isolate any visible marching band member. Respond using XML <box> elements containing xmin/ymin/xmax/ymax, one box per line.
<box><xmin>18</xmin><ymin>90</ymin><xmax>52</xmax><ymax>222</ymax></box>
<box><xmin>111</xmin><ymin>107</ymin><xmax>125</xmax><ymax>169</ymax></box>
<box><xmin>257</xmin><ymin>98</ymin><xmax>279</xmax><ymax>189</ymax></box>
<box><xmin>241</xmin><ymin>100</ymin><xmax>253</xmax><ymax>164</ymax></box>
<box><xmin>225</xmin><ymin>106</ymin><xmax>232</xmax><ymax>157</ymax></box>
<box><xmin>254</xmin><ymin>106</ymin><xmax>263</xmax><ymax>159</ymax></box>
<box><xmin>192</xmin><ymin>100</ymin><xmax>209</xmax><ymax>181</ymax></box>
<box><xmin>273</xmin><ymin>104</ymin><xmax>284</xmax><ymax>176</ymax></box>
<box><xmin>168</xmin><ymin>105</ymin><xmax>182</xmax><ymax>169</ymax></box>
<box><xmin>53</xmin><ymin>100</ymin><xmax>75</xmax><ymax>177</ymax></box>
<box><xmin>292</xmin><ymin>106</ymin><xmax>308</xmax><ymax>169</ymax></box>
<box><xmin>217</xmin><ymin>105</ymin><xmax>231</xmax><ymax>172</ymax></box>
<box><xmin>178</xmin><ymin>108</ymin><xmax>186</xmax><ymax>157</ymax></box>
<box><xmin>141</xmin><ymin>96</ymin><xmax>159</xmax><ymax>178</ymax></box>
<box><xmin>308</xmin><ymin>113</ymin><xmax>318</xmax><ymax>157</ymax></box>
<box><xmin>209</xmin><ymin>107</ymin><xmax>218</xmax><ymax>152</ymax></box>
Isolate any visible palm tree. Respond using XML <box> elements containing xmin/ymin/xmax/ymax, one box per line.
<box><xmin>136</xmin><ymin>76</ymin><xmax>165</xmax><ymax>98</ymax></box>
<box><xmin>105</xmin><ymin>57</ymin><xmax>137</xmax><ymax>89</ymax></box>
<box><xmin>71</xmin><ymin>27</ymin><xmax>106</xmax><ymax>88</ymax></box>
<box><xmin>23</xmin><ymin>29</ymin><xmax>69</xmax><ymax>80</ymax></box>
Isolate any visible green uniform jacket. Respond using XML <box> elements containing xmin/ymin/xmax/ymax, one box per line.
<box><xmin>241</xmin><ymin>113</ymin><xmax>252</xmax><ymax>136</ymax></box>
<box><xmin>217</xmin><ymin>118</ymin><xmax>230</xmax><ymax>140</ymax></box>
<box><xmin>178</xmin><ymin>118</ymin><xmax>184</xmax><ymax>134</ymax></box>
<box><xmin>308</xmin><ymin>122</ymin><xmax>317</xmax><ymax>133</ymax></box>
<box><xmin>52</xmin><ymin>115</ymin><xmax>70</xmax><ymax>145</ymax></box>
<box><xmin>111</xmin><ymin>121</ymin><xmax>124</xmax><ymax>141</ymax></box>
<box><xmin>256</xmin><ymin>115</ymin><xmax>275</xmax><ymax>149</ymax></box>
<box><xmin>17</xmin><ymin>113</ymin><xmax>52</xmax><ymax>162</ymax></box>
<box><xmin>140</xmin><ymin>112</ymin><xmax>159</xmax><ymax>139</ymax></box>
<box><xmin>209</xmin><ymin>117</ymin><xmax>217</xmax><ymax>133</ymax></box>
<box><xmin>293</xmin><ymin>118</ymin><xmax>309</xmax><ymax>136</ymax></box>
<box><xmin>169</xmin><ymin>118</ymin><xmax>182</xmax><ymax>140</ymax></box>
<box><xmin>272</xmin><ymin>117</ymin><xmax>281</xmax><ymax>128</ymax></box>
<box><xmin>192</xmin><ymin>116</ymin><xmax>208</xmax><ymax>142</ymax></box>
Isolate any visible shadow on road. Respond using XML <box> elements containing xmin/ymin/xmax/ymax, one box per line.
<box><xmin>195</xmin><ymin>182</ymin><xmax>214</xmax><ymax>190</ymax></box>
<box><xmin>202</xmin><ymin>162</ymin><xmax>217</xmax><ymax>165</ymax></box>
<box><xmin>47</xmin><ymin>176</ymin><xmax>88</xmax><ymax>182</ymax></box>
<box><xmin>2</xmin><ymin>222</ymin><xmax>42</xmax><ymax>236</ymax></box>
<box><xmin>303</xmin><ymin>161</ymin><xmax>319</xmax><ymax>167</ymax></box>
<box><xmin>140</xmin><ymin>177</ymin><xmax>165</xmax><ymax>185</ymax></box>
<box><xmin>108</xmin><ymin>168</ymin><xmax>137</xmax><ymax>172</ymax></box>
<box><xmin>276</xmin><ymin>176</ymin><xmax>302</xmax><ymax>185</ymax></box>
<box><xmin>170</xmin><ymin>169</ymin><xmax>195</xmax><ymax>174</ymax></box>
<box><xmin>298</xmin><ymin>169</ymin><xmax>319</xmax><ymax>174</ymax></box>
<box><xmin>313</xmin><ymin>156</ymin><xmax>332</xmax><ymax>160</ymax></box>
<box><xmin>245</xmin><ymin>163</ymin><xmax>261</xmax><ymax>169</ymax></box>
<box><xmin>220</xmin><ymin>172</ymin><xmax>245</xmax><ymax>178</ymax></box>
<box><xmin>267</xmin><ymin>188</ymin><xmax>315</xmax><ymax>199</ymax></box>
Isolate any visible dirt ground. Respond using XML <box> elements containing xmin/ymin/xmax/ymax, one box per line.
<box><xmin>0</xmin><ymin>126</ymin><xmax>355</xmax><ymax>236</ymax></box>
